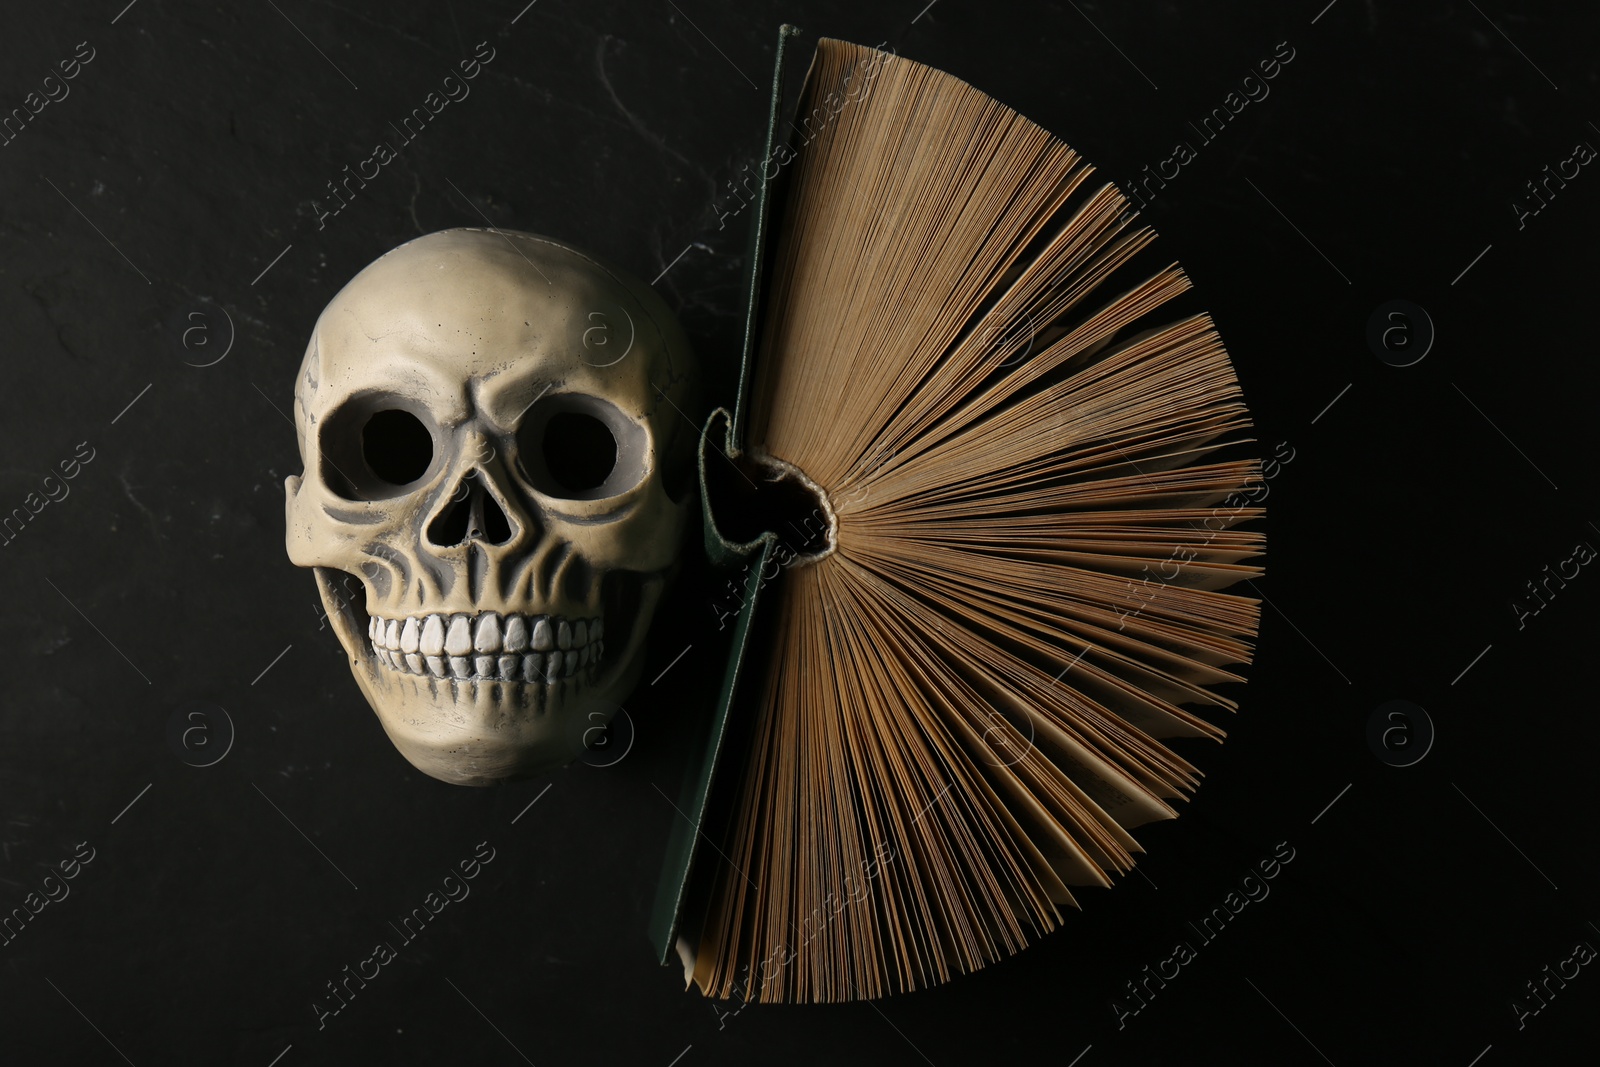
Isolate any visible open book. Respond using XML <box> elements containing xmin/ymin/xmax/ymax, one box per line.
<box><xmin>653</xmin><ymin>29</ymin><xmax>1266</xmax><ymax>1004</ymax></box>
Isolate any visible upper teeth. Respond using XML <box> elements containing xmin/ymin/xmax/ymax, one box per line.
<box><xmin>365</xmin><ymin>611</ymin><xmax>604</xmax><ymax>683</ymax></box>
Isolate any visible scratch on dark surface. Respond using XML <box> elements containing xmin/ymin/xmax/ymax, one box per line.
<box><xmin>445</xmin><ymin>0</ymin><xmax>466</xmax><ymax>55</ymax></box>
<box><xmin>595</xmin><ymin>34</ymin><xmax>710</xmax><ymax>194</ymax></box>
<box><xmin>408</xmin><ymin>168</ymin><xmax>425</xmax><ymax>234</ymax></box>
<box><xmin>306</xmin><ymin>0</ymin><xmax>453</xmax><ymax>62</ymax></box>
<box><xmin>2</xmin><ymin>815</ymin><xmax>36</xmax><ymax>865</ymax></box>
<box><xmin>23</xmin><ymin>279</ymin><xmax>86</xmax><ymax>362</ymax></box>
<box><xmin>119</xmin><ymin>466</ymin><xmax>162</xmax><ymax>541</ymax></box>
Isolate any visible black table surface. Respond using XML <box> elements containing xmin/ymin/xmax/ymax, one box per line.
<box><xmin>1</xmin><ymin>1</ymin><xmax>1595</xmax><ymax>1064</ymax></box>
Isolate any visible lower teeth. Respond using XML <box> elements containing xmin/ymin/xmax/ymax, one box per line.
<box><xmin>373</xmin><ymin>643</ymin><xmax>603</xmax><ymax>682</ymax></box>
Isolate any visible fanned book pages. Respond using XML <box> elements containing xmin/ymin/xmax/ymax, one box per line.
<box><xmin>677</xmin><ymin>35</ymin><xmax>1266</xmax><ymax>1004</ymax></box>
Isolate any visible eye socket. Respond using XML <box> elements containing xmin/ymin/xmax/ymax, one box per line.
<box><xmin>319</xmin><ymin>394</ymin><xmax>438</xmax><ymax>501</ymax></box>
<box><xmin>515</xmin><ymin>393</ymin><xmax>646</xmax><ymax>501</ymax></box>
<box><xmin>542</xmin><ymin>412</ymin><xmax>616</xmax><ymax>493</ymax></box>
<box><xmin>363</xmin><ymin>409</ymin><xmax>433</xmax><ymax>485</ymax></box>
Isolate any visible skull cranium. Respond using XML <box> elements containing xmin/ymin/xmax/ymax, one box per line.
<box><xmin>284</xmin><ymin>228</ymin><xmax>698</xmax><ymax>785</ymax></box>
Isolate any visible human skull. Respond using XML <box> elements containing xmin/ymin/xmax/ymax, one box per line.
<box><xmin>284</xmin><ymin>228</ymin><xmax>698</xmax><ymax>785</ymax></box>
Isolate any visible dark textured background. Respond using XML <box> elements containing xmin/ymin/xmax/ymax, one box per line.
<box><xmin>1</xmin><ymin>1</ymin><xmax>1596</xmax><ymax>1064</ymax></box>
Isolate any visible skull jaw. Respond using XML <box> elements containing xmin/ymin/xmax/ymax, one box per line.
<box><xmin>358</xmin><ymin>661</ymin><xmax>648</xmax><ymax>786</ymax></box>
<box><xmin>313</xmin><ymin>566</ymin><xmax>664</xmax><ymax>786</ymax></box>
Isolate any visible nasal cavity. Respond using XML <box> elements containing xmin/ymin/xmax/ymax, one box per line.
<box><xmin>427</xmin><ymin>471</ymin><xmax>515</xmax><ymax>547</ymax></box>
